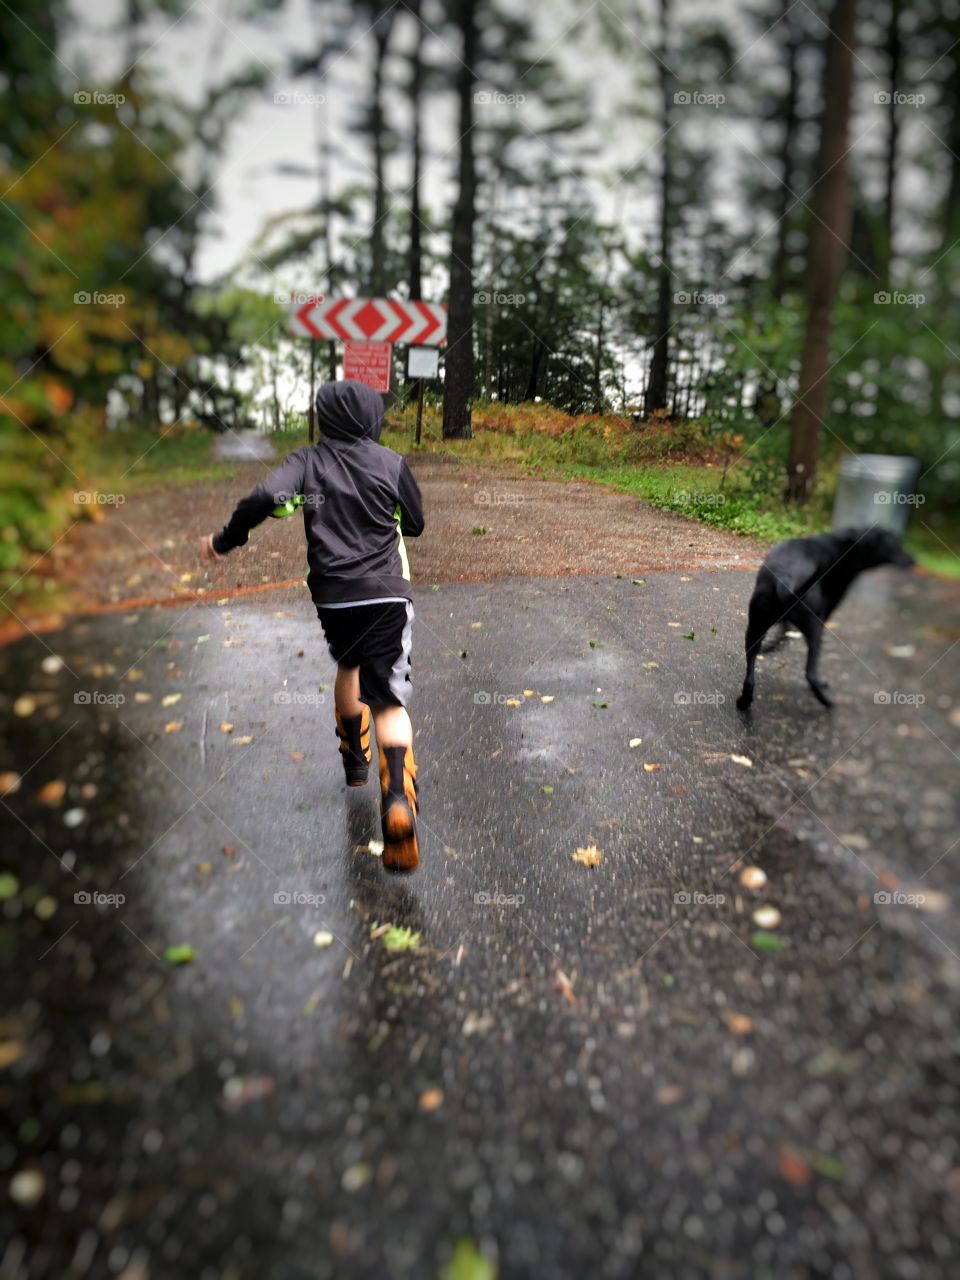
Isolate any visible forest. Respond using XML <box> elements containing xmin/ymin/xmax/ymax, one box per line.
<box><xmin>2</xmin><ymin>0</ymin><xmax>959</xmax><ymax>599</ymax></box>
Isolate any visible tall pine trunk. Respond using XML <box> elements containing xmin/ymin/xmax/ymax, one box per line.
<box><xmin>644</xmin><ymin>0</ymin><xmax>673</xmax><ymax>417</ymax></box>
<box><xmin>408</xmin><ymin>0</ymin><xmax>424</xmax><ymax>301</ymax></box>
<box><xmin>442</xmin><ymin>0</ymin><xmax>477</xmax><ymax>439</ymax></box>
<box><xmin>369</xmin><ymin>13</ymin><xmax>394</xmax><ymax>296</ymax></box>
<box><xmin>772</xmin><ymin>0</ymin><xmax>799</xmax><ymax>302</ymax></box>
<box><xmin>881</xmin><ymin>0</ymin><xmax>902</xmax><ymax>277</ymax></box>
<box><xmin>785</xmin><ymin>0</ymin><xmax>857</xmax><ymax>504</ymax></box>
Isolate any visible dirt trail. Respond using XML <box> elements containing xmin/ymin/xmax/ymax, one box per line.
<box><xmin>31</xmin><ymin>456</ymin><xmax>764</xmax><ymax>620</ymax></box>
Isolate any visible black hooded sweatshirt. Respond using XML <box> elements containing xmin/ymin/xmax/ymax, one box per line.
<box><xmin>212</xmin><ymin>380</ymin><xmax>424</xmax><ymax>605</ymax></box>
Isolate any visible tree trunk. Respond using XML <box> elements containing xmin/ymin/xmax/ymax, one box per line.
<box><xmin>940</xmin><ymin>21</ymin><xmax>960</xmax><ymax>252</ymax></box>
<box><xmin>881</xmin><ymin>0</ymin><xmax>902</xmax><ymax>277</ymax></box>
<box><xmin>442</xmin><ymin>0</ymin><xmax>477</xmax><ymax>439</ymax></box>
<box><xmin>772</xmin><ymin>0</ymin><xmax>800</xmax><ymax>301</ymax></box>
<box><xmin>644</xmin><ymin>0</ymin><xmax>673</xmax><ymax>417</ymax></box>
<box><xmin>370</xmin><ymin>14</ymin><xmax>394</xmax><ymax>295</ymax></box>
<box><xmin>785</xmin><ymin>0</ymin><xmax>858</xmax><ymax>504</ymax></box>
<box><xmin>408</xmin><ymin>0</ymin><xmax>424</xmax><ymax>301</ymax></box>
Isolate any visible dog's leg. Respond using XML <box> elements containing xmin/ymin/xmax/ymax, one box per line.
<box><xmin>759</xmin><ymin>621</ymin><xmax>789</xmax><ymax>654</ymax></box>
<box><xmin>736</xmin><ymin>614</ymin><xmax>767</xmax><ymax>711</ymax></box>
<box><xmin>797</xmin><ymin>611</ymin><xmax>833</xmax><ymax>708</ymax></box>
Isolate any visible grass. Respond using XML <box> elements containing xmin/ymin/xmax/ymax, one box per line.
<box><xmin>382</xmin><ymin>400</ymin><xmax>959</xmax><ymax>575</ymax></box>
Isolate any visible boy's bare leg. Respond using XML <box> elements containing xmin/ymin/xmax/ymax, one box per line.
<box><xmin>371</xmin><ymin>705</ymin><xmax>412</xmax><ymax>749</ymax></box>
<box><xmin>333</xmin><ymin>666</ymin><xmax>370</xmax><ymax>786</ymax></box>
<box><xmin>334</xmin><ymin>665</ymin><xmax>364</xmax><ymax>717</ymax></box>
<box><xmin>372</xmin><ymin>705</ymin><xmax>418</xmax><ymax>871</ymax></box>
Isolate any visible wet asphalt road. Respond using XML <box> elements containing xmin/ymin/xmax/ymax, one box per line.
<box><xmin>2</xmin><ymin>567</ymin><xmax>959</xmax><ymax>1279</ymax></box>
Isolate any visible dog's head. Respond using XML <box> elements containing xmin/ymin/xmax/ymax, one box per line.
<box><xmin>840</xmin><ymin>525</ymin><xmax>916</xmax><ymax>570</ymax></box>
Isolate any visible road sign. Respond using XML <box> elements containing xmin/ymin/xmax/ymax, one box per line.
<box><xmin>289</xmin><ymin>296</ymin><xmax>447</xmax><ymax>346</ymax></box>
<box><xmin>408</xmin><ymin>347</ymin><xmax>440</xmax><ymax>379</ymax></box>
<box><xmin>343</xmin><ymin>340</ymin><xmax>392</xmax><ymax>392</ymax></box>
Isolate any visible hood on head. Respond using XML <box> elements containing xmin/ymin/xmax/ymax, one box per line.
<box><xmin>315</xmin><ymin>379</ymin><xmax>385</xmax><ymax>442</ymax></box>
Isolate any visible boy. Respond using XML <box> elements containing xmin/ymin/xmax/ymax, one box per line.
<box><xmin>200</xmin><ymin>379</ymin><xmax>425</xmax><ymax>871</ymax></box>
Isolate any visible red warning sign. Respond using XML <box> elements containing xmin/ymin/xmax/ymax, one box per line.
<box><xmin>342</xmin><ymin>340</ymin><xmax>392</xmax><ymax>392</ymax></box>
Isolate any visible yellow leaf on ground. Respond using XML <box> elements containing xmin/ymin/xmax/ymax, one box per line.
<box><xmin>161</xmin><ymin>693</ymin><xmax>182</xmax><ymax>707</ymax></box>
<box><xmin>572</xmin><ymin>844</ymin><xmax>603</xmax><ymax>867</ymax></box>
<box><xmin>219</xmin><ymin>722</ymin><xmax>234</xmax><ymax>733</ymax></box>
<box><xmin>164</xmin><ymin>721</ymin><xmax>184</xmax><ymax>734</ymax></box>
<box><xmin>232</xmin><ymin>736</ymin><xmax>255</xmax><ymax>746</ymax></box>
<box><xmin>643</xmin><ymin>762</ymin><xmax>660</xmax><ymax>772</ymax></box>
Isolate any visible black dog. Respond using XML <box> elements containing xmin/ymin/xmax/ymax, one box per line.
<box><xmin>736</xmin><ymin>526</ymin><xmax>915</xmax><ymax>711</ymax></box>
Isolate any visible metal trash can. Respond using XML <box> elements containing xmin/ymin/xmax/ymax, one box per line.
<box><xmin>832</xmin><ymin>454</ymin><xmax>922</xmax><ymax>536</ymax></box>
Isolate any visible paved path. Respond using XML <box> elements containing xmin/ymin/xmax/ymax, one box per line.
<box><xmin>1</xmin><ymin>486</ymin><xmax>959</xmax><ymax>1278</ymax></box>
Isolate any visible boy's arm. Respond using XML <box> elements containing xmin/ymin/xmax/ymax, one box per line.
<box><xmin>397</xmin><ymin>460</ymin><xmax>424</xmax><ymax>537</ymax></box>
<box><xmin>206</xmin><ymin>449</ymin><xmax>308</xmax><ymax>557</ymax></box>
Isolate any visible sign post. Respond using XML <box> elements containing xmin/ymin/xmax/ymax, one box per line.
<box><xmin>407</xmin><ymin>347</ymin><xmax>440</xmax><ymax>445</ymax></box>
<box><xmin>343</xmin><ymin>340</ymin><xmax>393</xmax><ymax>393</ymax></box>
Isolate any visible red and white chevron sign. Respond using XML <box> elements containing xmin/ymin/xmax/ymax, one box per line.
<box><xmin>289</xmin><ymin>296</ymin><xmax>447</xmax><ymax>346</ymax></box>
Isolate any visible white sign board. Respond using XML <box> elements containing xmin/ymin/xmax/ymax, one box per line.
<box><xmin>407</xmin><ymin>347</ymin><xmax>440</xmax><ymax>379</ymax></box>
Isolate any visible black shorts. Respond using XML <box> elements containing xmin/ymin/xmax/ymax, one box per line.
<box><xmin>316</xmin><ymin>601</ymin><xmax>414</xmax><ymax>708</ymax></box>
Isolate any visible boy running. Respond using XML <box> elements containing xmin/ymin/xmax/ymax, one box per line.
<box><xmin>200</xmin><ymin>379</ymin><xmax>425</xmax><ymax>871</ymax></box>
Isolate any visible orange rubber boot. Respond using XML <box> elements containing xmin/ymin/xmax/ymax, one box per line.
<box><xmin>378</xmin><ymin>744</ymin><xmax>419</xmax><ymax>871</ymax></box>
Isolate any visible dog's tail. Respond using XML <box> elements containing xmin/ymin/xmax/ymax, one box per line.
<box><xmin>760</xmin><ymin>621</ymin><xmax>791</xmax><ymax>654</ymax></box>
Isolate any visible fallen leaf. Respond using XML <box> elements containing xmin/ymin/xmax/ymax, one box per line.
<box><xmin>219</xmin><ymin>1075</ymin><xmax>276</xmax><ymax>1113</ymax></box>
<box><xmin>440</xmin><ymin>1238</ymin><xmax>497</xmax><ymax>1280</ymax></box>
<box><xmin>540</xmin><ymin>695</ymin><xmax>555</xmax><ymax>703</ymax></box>
<box><xmin>738</xmin><ymin>866</ymin><xmax>767</xmax><ymax>890</ymax></box>
<box><xmin>751</xmin><ymin>931</ymin><xmax>784</xmax><ymax>952</ymax></box>
<box><xmin>643</xmin><ymin>762</ymin><xmax>660</xmax><ymax>772</ymax></box>
<box><xmin>380</xmin><ymin>924</ymin><xmax>420</xmax><ymax>952</ymax></box>
<box><xmin>0</xmin><ymin>1040</ymin><xmax>26</xmax><ymax>1069</ymax></box>
<box><xmin>222</xmin><ymin>845</ymin><xmax>236</xmax><ymax>858</ymax></box>
<box><xmin>289</xmin><ymin>751</ymin><xmax>305</xmax><ymax>761</ymax></box>
<box><xmin>554</xmin><ymin>967</ymin><xmax>577</xmax><ymax>1005</ymax></box>
<box><xmin>164</xmin><ymin>944</ymin><xmax>196</xmax><ymax>965</ymax></box>
<box><xmin>219</xmin><ymin>721</ymin><xmax>234</xmax><ymax>733</ymax></box>
<box><xmin>778</xmin><ymin>1148</ymin><xmax>812</xmax><ymax>1187</ymax></box>
<box><xmin>8</xmin><ymin>1170</ymin><xmax>45</xmax><ymax>1208</ymax></box>
<box><xmin>523</xmin><ymin>688</ymin><xmax>535</xmax><ymax>697</ymax></box>
<box><xmin>341</xmin><ymin>1163</ymin><xmax>374</xmax><ymax>1193</ymax></box>
<box><xmin>133</xmin><ymin>692</ymin><xmax>152</xmax><ymax>703</ymax></box>
<box><xmin>125</xmin><ymin>670</ymin><xmax>144</xmax><ymax>682</ymax></box>
<box><xmin>164</xmin><ymin>721</ymin><xmax>184</xmax><ymax>734</ymax></box>
<box><xmin>0</xmin><ymin>771</ymin><xmax>22</xmax><ymax>797</ymax></box>
<box><xmin>628</xmin><ymin>737</ymin><xmax>642</xmax><ymax>748</ymax></box>
<box><xmin>592</xmin><ymin>701</ymin><xmax>608</xmax><ymax>709</ymax></box>
<box><xmin>810</xmin><ymin>1152</ymin><xmax>847</xmax><ymax>1181</ymax></box>
<box><xmin>419</xmin><ymin>1087</ymin><xmax>444</xmax><ymax>1112</ymax></box>
<box><xmin>37</xmin><ymin>780</ymin><xmax>66</xmax><ymax>807</ymax></box>
<box><xmin>161</xmin><ymin>693</ymin><xmax>182</xmax><ymax>707</ymax></box>
<box><xmin>752</xmin><ymin>905</ymin><xmax>782</xmax><ymax>929</ymax></box>
<box><xmin>730</xmin><ymin>754</ymin><xmax>753</xmax><ymax>768</ymax></box>
<box><xmin>313</xmin><ymin>930</ymin><xmax>335</xmax><ymax>949</ymax></box>
<box><xmin>572</xmin><ymin>844</ymin><xmax>603</xmax><ymax>867</ymax></box>
<box><xmin>504</xmin><ymin>697</ymin><xmax>523</xmax><ymax>707</ymax></box>
<box><xmin>721</xmin><ymin>1010</ymin><xmax>754</xmax><ymax>1035</ymax></box>
<box><xmin>13</xmin><ymin>695</ymin><xmax>36</xmax><ymax>718</ymax></box>
<box><xmin>886</xmin><ymin>644</ymin><xmax>915</xmax><ymax>659</ymax></box>
<box><xmin>681</xmin><ymin>631</ymin><xmax>695</xmax><ymax>640</ymax></box>
<box><xmin>232</xmin><ymin>736</ymin><xmax>255</xmax><ymax>746</ymax></box>
<box><xmin>641</xmin><ymin>661</ymin><xmax>659</xmax><ymax>670</ymax></box>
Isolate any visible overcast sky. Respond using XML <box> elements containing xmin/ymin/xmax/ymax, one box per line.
<box><xmin>62</xmin><ymin>0</ymin><xmax>939</xmax><ymax>299</ymax></box>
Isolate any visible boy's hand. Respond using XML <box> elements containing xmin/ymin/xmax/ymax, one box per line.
<box><xmin>199</xmin><ymin>534</ymin><xmax>224</xmax><ymax>563</ymax></box>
